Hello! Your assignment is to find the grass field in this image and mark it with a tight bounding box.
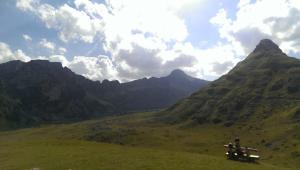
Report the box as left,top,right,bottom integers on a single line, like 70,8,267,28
0,139,287,170
0,112,299,170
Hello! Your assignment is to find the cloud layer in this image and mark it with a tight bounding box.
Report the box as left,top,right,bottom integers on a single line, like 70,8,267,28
211,0,300,55
16,0,230,81
0,42,30,63
7,0,300,82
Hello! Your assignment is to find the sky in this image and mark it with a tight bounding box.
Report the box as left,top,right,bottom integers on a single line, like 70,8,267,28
0,0,300,82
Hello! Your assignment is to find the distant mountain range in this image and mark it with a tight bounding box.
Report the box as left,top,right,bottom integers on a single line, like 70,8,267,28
109,69,209,112
0,60,209,129
163,39,300,125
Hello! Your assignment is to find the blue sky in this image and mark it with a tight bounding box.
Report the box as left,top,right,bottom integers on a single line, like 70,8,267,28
0,0,103,58
0,0,299,82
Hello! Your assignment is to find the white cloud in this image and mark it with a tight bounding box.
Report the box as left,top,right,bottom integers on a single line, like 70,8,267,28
39,38,55,51
16,0,209,80
68,55,118,80
22,34,32,42
0,42,31,63
15,0,254,81
211,0,300,55
46,54,117,81
172,42,240,78
48,55,69,67
58,47,67,54
17,0,191,44
16,0,38,12
212,61,234,75
39,39,67,54
35,54,117,81
17,1,103,43
0,41,115,81
237,0,251,8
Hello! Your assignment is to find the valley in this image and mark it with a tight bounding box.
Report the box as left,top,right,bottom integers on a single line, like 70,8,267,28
0,39,299,170
2,0,300,169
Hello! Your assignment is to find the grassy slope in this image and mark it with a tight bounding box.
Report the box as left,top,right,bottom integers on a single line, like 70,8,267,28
162,52,300,125
0,112,299,170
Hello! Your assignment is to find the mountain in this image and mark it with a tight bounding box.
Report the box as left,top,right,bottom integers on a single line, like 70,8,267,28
0,60,115,128
0,60,208,129
110,69,209,112
163,39,300,125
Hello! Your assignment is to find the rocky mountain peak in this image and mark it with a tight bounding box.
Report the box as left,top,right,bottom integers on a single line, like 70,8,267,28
253,39,283,53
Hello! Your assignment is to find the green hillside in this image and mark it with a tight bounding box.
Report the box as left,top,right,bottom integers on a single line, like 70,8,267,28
162,39,300,125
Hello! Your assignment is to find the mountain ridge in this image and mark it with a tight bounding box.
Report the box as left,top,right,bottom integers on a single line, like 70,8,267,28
162,39,300,125
0,60,209,129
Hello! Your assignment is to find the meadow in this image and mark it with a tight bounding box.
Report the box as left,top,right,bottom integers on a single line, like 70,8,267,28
0,112,299,170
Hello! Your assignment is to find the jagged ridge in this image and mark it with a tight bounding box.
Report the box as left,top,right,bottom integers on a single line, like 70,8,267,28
0,60,209,129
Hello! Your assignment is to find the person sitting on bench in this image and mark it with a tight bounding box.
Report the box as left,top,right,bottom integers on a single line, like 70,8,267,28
234,137,243,156
227,142,234,157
